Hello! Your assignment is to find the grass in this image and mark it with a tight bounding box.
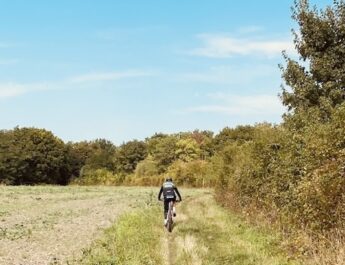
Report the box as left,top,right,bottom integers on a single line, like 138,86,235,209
74,189,300,265
73,207,164,265
168,192,300,265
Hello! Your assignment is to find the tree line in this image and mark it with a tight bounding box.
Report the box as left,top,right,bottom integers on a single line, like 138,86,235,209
0,126,225,186
0,123,262,187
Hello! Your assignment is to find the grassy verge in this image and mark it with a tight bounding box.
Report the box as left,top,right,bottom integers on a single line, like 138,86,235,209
72,205,164,265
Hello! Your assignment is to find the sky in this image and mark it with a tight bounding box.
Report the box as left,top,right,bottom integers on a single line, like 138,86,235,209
0,0,330,144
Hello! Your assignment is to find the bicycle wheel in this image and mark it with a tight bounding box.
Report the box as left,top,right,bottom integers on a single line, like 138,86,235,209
167,201,173,232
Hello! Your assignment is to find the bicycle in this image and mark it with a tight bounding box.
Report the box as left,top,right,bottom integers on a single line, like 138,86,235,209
164,199,181,232
166,200,174,232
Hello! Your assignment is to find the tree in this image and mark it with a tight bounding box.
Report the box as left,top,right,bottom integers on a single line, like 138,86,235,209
135,155,159,178
0,127,70,185
115,140,148,173
190,130,214,159
86,139,117,170
67,139,117,178
146,133,167,155
65,141,95,178
147,135,178,173
281,0,345,117
175,138,201,162
213,125,255,152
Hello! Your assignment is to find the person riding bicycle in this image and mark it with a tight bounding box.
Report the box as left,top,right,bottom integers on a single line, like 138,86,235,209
158,177,182,226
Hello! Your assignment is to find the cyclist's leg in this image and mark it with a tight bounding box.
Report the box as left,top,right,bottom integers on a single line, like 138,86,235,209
172,198,177,217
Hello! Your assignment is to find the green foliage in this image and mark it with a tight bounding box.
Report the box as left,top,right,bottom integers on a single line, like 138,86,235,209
212,125,255,152
214,107,345,232
115,140,148,173
147,134,178,173
0,127,71,185
281,0,345,116
85,139,117,170
135,155,159,178
71,167,124,186
190,130,215,159
175,138,201,162
128,156,162,186
0,127,214,186
66,139,117,178
166,159,211,187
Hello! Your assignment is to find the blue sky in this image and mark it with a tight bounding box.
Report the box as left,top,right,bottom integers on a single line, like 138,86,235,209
0,0,330,144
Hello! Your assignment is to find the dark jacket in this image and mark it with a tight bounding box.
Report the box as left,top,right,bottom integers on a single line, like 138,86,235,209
158,181,182,201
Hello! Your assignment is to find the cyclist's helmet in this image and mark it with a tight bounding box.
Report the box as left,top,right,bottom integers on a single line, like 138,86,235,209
165,177,173,182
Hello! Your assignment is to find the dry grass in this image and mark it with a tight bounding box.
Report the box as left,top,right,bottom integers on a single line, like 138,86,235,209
306,231,345,265
0,186,156,265
216,195,345,265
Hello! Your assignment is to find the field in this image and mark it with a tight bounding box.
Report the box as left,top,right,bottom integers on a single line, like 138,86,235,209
0,186,156,264
0,186,298,265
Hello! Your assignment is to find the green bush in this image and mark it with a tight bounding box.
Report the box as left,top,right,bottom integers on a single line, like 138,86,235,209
167,159,211,187
135,156,159,178
123,173,163,186
213,108,345,233
72,167,124,185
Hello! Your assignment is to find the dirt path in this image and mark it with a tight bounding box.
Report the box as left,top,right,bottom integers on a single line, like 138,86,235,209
161,191,298,265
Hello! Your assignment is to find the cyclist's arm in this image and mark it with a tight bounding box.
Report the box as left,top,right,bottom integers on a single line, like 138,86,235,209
174,187,182,201
158,186,163,200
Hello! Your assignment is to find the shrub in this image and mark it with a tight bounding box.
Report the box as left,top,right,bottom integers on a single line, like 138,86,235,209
167,159,211,187
72,167,124,185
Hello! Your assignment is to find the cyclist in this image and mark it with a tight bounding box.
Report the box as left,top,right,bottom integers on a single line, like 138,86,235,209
158,177,182,226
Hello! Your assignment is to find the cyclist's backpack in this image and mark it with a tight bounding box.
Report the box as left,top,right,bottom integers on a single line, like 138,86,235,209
162,181,175,199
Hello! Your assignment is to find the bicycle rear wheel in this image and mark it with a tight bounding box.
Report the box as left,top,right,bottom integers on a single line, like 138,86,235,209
167,201,173,232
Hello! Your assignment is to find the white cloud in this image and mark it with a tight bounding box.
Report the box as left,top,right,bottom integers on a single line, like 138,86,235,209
0,69,154,99
70,70,153,83
0,82,49,99
190,34,295,58
186,94,284,116
179,64,277,85
0,83,26,98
